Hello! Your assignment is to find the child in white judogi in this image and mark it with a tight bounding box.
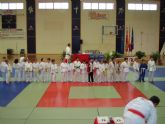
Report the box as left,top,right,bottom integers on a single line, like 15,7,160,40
39,58,46,82
104,61,109,82
80,61,87,82
5,60,12,83
45,58,51,82
67,60,74,82
13,59,21,82
121,58,130,82
148,57,156,83
25,60,33,82
0,58,6,82
60,59,68,82
1,60,12,83
32,60,40,82
93,59,98,82
108,59,115,82
73,58,81,82
93,60,100,82
132,59,139,81
19,57,26,81
98,60,105,82
115,61,122,82
50,59,58,82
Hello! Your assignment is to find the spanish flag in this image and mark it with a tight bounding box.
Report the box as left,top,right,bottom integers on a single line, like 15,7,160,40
125,27,130,52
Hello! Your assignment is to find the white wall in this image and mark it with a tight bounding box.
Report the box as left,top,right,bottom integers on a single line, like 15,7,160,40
125,0,160,55
0,0,27,54
0,0,160,55
81,0,116,53
35,1,71,54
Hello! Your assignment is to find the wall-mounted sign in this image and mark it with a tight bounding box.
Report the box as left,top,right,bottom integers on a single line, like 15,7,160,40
88,12,107,20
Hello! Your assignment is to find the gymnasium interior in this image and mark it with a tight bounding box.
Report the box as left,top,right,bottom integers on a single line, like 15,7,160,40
0,0,165,124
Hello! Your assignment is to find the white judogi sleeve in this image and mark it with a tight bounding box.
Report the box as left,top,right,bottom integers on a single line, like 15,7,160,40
148,60,156,72
50,63,58,82
32,62,40,82
133,62,139,71
73,61,81,81
51,64,57,74
146,108,157,124
121,61,129,72
60,63,66,73
13,63,21,81
39,62,46,82
124,97,157,124
60,62,68,82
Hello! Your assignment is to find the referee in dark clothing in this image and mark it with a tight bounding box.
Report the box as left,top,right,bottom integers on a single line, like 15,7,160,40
88,59,94,82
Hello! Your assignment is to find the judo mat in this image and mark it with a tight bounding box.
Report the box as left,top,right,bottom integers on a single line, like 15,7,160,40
0,67,165,124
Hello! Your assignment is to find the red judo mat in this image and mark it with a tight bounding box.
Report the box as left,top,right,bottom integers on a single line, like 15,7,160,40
37,82,146,107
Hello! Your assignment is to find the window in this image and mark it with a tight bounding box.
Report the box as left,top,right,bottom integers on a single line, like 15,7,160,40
83,2,114,10
45,3,53,9
106,3,114,10
91,3,98,9
9,3,17,9
143,4,149,10
135,4,142,10
99,3,106,10
150,4,157,10
39,3,45,9
1,3,8,10
128,4,135,10
16,3,23,9
54,3,61,9
143,4,157,10
38,2,69,9
0,3,24,10
128,3,157,11
83,2,91,9
61,3,68,9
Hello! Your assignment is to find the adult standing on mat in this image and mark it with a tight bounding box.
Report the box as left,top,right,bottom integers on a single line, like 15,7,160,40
65,43,71,62
88,59,94,82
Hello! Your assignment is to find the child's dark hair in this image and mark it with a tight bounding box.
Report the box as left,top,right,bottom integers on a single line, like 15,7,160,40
52,59,55,63
149,96,160,105
14,59,19,64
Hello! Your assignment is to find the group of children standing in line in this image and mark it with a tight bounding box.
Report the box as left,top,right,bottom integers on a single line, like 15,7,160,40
0,56,156,83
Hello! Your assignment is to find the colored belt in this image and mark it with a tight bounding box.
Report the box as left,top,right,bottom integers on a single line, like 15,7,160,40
128,109,145,119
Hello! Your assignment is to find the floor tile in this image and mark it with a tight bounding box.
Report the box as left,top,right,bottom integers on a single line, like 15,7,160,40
29,108,98,119
0,108,33,119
